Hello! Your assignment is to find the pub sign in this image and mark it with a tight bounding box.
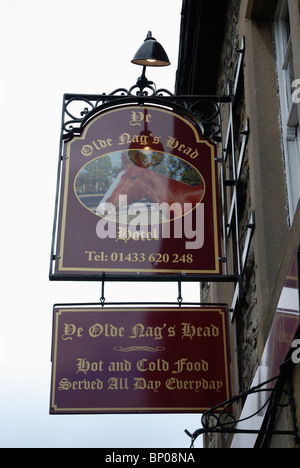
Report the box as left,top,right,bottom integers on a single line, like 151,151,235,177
50,306,231,414
51,103,222,278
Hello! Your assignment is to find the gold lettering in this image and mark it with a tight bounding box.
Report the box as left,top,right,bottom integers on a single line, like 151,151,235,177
172,358,208,374
190,149,199,159
165,378,223,393
62,324,83,341
85,250,96,261
118,133,149,146
58,378,72,391
92,139,113,150
165,136,178,150
136,358,169,372
88,323,125,338
108,360,131,372
76,358,104,374
133,378,161,392
107,377,129,390
164,136,199,159
129,323,165,340
181,323,219,339
81,145,93,157
116,228,159,243
58,378,103,391
130,111,152,126
118,132,131,145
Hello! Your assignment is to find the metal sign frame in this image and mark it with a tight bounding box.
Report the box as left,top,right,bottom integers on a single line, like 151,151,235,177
49,92,238,282
50,100,222,279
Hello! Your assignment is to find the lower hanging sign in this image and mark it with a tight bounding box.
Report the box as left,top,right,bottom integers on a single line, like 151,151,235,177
50,306,231,414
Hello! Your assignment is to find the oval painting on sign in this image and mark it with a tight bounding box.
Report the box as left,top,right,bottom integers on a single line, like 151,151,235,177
75,150,205,223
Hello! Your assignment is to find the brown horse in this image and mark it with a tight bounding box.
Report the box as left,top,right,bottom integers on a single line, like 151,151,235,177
98,153,205,220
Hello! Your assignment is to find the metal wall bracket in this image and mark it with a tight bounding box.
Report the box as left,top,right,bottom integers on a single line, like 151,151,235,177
217,37,253,316
185,358,299,448
230,211,255,321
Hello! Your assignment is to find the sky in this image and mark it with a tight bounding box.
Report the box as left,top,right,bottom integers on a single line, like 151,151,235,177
0,0,204,448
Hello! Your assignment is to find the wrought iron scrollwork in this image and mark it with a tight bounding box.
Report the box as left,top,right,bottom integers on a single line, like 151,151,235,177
61,74,229,142
188,99,222,142
64,96,96,134
63,90,131,135
185,359,299,448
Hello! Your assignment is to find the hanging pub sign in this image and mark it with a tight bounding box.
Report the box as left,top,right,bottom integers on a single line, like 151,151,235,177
50,103,221,279
50,306,231,414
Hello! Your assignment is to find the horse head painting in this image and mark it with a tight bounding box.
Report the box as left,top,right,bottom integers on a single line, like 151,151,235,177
97,152,205,221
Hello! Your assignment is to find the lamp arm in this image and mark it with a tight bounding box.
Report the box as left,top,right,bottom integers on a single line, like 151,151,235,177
135,66,155,93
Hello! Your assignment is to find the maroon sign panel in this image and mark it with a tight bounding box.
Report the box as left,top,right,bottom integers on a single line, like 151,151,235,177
50,307,231,414
52,104,221,278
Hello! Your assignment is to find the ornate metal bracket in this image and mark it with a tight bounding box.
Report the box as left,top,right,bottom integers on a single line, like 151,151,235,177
185,359,299,448
61,74,231,144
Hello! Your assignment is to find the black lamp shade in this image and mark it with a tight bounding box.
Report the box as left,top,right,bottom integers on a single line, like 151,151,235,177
131,32,171,67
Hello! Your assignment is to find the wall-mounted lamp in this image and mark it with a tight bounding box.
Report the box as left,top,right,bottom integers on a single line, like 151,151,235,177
131,31,170,92
132,31,171,67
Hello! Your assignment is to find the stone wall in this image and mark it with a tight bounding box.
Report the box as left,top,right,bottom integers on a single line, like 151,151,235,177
216,0,259,390
203,0,300,448
217,0,241,95
205,0,258,448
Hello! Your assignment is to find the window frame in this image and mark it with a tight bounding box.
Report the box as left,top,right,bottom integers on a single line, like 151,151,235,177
274,0,300,222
